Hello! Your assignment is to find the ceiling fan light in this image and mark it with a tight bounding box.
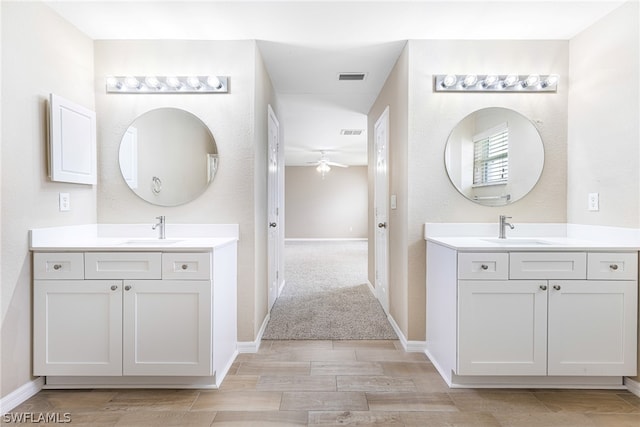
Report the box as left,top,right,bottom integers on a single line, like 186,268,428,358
316,162,331,174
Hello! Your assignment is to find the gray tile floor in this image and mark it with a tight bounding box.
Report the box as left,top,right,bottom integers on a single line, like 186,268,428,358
8,340,640,426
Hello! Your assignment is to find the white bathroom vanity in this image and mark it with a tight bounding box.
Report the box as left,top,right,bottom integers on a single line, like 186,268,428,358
30,223,238,389
425,223,639,389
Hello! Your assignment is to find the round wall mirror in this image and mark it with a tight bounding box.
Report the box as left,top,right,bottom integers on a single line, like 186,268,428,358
118,108,218,206
444,107,544,206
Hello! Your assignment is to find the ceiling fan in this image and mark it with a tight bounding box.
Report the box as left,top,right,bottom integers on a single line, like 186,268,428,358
307,151,349,178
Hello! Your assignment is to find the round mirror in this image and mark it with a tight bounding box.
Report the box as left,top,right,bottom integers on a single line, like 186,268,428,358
444,107,544,206
118,108,218,206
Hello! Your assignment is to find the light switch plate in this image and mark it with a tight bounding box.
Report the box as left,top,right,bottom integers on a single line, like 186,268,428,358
390,195,397,210
59,193,70,211
588,193,599,211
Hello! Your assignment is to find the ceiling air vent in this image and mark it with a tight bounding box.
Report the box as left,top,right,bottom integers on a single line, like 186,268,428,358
340,129,364,136
338,73,366,81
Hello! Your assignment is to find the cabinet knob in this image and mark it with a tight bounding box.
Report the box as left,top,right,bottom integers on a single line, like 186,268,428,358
610,264,619,271
181,264,188,270
480,264,489,270
53,264,62,270
110,285,118,291
553,284,561,291
125,285,132,291
540,285,547,291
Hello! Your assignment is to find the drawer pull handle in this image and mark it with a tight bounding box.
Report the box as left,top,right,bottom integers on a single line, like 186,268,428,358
610,264,619,271
480,264,489,270
540,285,547,291
111,285,118,291
181,264,188,270
553,285,561,291
53,264,62,270
125,285,132,291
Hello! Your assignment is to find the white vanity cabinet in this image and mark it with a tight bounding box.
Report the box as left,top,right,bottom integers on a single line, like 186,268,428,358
426,242,638,388
33,246,237,387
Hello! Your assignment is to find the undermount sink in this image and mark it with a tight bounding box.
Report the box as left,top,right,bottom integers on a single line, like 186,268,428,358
119,239,183,245
482,238,552,246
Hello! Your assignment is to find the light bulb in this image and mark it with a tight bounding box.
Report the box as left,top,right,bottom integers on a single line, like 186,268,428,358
124,76,141,89
207,76,222,89
482,75,499,88
187,76,201,89
541,74,559,88
316,163,331,174
462,74,478,88
145,76,161,89
522,74,540,88
441,74,457,88
165,76,182,89
106,77,122,90
501,74,519,88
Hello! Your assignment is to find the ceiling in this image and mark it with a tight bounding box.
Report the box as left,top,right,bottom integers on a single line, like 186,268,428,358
43,0,626,166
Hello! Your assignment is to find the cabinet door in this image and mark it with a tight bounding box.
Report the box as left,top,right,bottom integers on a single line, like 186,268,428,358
34,280,122,376
458,280,548,375
548,280,637,376
122,280,212,376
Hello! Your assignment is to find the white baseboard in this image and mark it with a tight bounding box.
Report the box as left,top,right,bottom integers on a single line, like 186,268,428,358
285,238,368,242
237,313,270,353
0,377,44,415
386,315,426,353
625,377,640,397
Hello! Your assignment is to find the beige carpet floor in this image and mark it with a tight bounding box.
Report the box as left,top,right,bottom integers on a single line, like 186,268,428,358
263,241,397,340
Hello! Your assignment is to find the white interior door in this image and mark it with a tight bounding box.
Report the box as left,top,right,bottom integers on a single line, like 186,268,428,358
267,105,284,311
374,106,390,314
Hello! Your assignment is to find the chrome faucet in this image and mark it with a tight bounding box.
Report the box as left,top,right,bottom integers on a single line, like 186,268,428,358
152,216,166,239
499,215,514,239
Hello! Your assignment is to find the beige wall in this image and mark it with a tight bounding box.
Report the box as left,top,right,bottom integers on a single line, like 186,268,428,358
94,40,275,343
370,40,569,341
286,166,368,239
567,0,639,381
1,2,97,398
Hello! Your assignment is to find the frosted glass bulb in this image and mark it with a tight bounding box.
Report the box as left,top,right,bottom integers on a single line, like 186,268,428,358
462,74,478,88
542,74,559,88
442,74,457,88
522,74,540,88
106,77,122,89
124,76,141,89
187,76,201,89
502,74,518,88
207,76,222,89
145,76,161,89
165,76,181,88
482,75,499,88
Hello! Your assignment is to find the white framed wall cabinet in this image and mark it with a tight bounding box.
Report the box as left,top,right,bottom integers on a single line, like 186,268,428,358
48,93,97,185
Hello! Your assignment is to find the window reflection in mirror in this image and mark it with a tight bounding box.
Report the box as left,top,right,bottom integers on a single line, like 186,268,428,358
445,108,544,206
118,108,218,206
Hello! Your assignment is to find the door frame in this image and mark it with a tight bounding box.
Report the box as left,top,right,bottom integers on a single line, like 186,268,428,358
267,105,285,311
374,106,390,314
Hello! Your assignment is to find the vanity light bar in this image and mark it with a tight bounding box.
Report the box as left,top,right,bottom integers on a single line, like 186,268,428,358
434,74,558,92
105,76,229,93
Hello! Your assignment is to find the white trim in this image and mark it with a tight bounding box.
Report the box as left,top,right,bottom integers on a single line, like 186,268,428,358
386,314,425,352
387,314,407,349
366,280,376,296
237,314,270,353
625,377,640,397
0,377,44,415
285,238,368,242
405,340,427,353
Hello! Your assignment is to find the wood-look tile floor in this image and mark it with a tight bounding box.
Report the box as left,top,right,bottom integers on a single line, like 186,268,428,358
9,340,640,426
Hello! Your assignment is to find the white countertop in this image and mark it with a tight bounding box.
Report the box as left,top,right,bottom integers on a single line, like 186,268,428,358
30,224,239,251
424,223,640,251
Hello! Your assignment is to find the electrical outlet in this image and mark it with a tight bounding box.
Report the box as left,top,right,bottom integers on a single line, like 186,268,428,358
588,193,599,211
59,193,70,211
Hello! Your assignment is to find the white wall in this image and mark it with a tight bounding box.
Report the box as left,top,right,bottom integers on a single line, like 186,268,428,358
568,0,639,228
94,40,275,342
285,166,368,239
370,40,569,341
1,1,96,398
567,0,639,381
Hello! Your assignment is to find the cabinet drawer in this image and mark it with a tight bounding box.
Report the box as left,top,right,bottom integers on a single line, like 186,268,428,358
510,252,586,279
34,252,84,280
85,252,161,279
458,253,509,280
162,253,211,280
587,252,638,280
